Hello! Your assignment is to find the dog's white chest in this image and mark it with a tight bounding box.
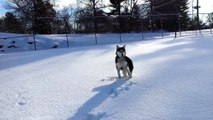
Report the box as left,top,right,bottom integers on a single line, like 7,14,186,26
116,61,128,69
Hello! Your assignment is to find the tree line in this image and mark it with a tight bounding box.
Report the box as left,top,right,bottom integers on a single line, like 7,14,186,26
0,0,212,34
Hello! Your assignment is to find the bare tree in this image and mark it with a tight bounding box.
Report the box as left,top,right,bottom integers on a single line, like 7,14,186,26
207,12,213,28
58,5,76,33
75,0,104,33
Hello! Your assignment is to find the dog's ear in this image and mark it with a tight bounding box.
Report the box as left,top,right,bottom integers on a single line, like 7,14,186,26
116,45,119,50
123,45,126,48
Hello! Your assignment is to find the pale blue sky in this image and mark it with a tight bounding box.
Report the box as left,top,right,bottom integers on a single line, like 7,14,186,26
0,0,213,17
0,0,8,17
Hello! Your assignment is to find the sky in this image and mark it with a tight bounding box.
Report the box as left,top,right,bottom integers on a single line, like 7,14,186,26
0,0,213,17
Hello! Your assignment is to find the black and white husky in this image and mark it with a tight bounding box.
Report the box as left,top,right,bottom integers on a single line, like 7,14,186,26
115,45,134,79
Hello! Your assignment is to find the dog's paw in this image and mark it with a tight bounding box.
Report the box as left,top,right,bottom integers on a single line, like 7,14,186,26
117,76,121,79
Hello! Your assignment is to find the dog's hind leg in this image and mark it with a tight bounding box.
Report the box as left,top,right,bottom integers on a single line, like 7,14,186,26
127,68,132,78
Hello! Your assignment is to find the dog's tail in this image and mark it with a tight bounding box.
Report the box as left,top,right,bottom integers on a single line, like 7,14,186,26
126,57,134,73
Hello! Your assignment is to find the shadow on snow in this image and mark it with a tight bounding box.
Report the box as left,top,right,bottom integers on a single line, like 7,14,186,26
68,77,129,120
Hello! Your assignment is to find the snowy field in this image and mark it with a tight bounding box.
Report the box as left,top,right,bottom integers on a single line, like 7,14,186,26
0,33,213,120
0,32,176,53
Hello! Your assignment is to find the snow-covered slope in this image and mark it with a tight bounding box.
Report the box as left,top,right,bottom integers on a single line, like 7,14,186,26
0,34,213,120
0,32,176,53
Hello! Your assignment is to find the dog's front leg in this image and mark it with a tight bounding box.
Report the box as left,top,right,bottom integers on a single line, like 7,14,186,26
117,68,121,78
122,68,127,77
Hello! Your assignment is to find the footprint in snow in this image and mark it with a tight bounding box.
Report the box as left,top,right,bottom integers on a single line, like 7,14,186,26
110,81,135,98
100,77,117,82
16,92,29,106
17,97,27,106
87,112,106,120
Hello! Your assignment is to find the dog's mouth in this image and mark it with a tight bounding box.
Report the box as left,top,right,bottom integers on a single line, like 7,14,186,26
117,51,126,57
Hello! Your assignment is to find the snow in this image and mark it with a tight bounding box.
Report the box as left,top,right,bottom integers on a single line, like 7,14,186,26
0,32,176,53
0,32,213,120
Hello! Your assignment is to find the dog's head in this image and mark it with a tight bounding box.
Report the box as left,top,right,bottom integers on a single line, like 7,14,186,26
116,45,126,57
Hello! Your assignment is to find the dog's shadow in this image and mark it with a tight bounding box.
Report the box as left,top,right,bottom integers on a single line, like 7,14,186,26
68,77,131,120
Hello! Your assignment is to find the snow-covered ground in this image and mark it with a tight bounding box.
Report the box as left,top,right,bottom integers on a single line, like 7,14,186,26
0,32,176,53
0,33,213,120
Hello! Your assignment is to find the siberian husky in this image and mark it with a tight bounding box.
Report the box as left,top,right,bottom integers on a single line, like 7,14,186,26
115,45,134,79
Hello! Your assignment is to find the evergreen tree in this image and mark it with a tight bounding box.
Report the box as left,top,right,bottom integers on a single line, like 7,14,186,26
33,0,56,34
146,0,189,31
8,0,56,34
4,12,22,33
0,18,3,32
